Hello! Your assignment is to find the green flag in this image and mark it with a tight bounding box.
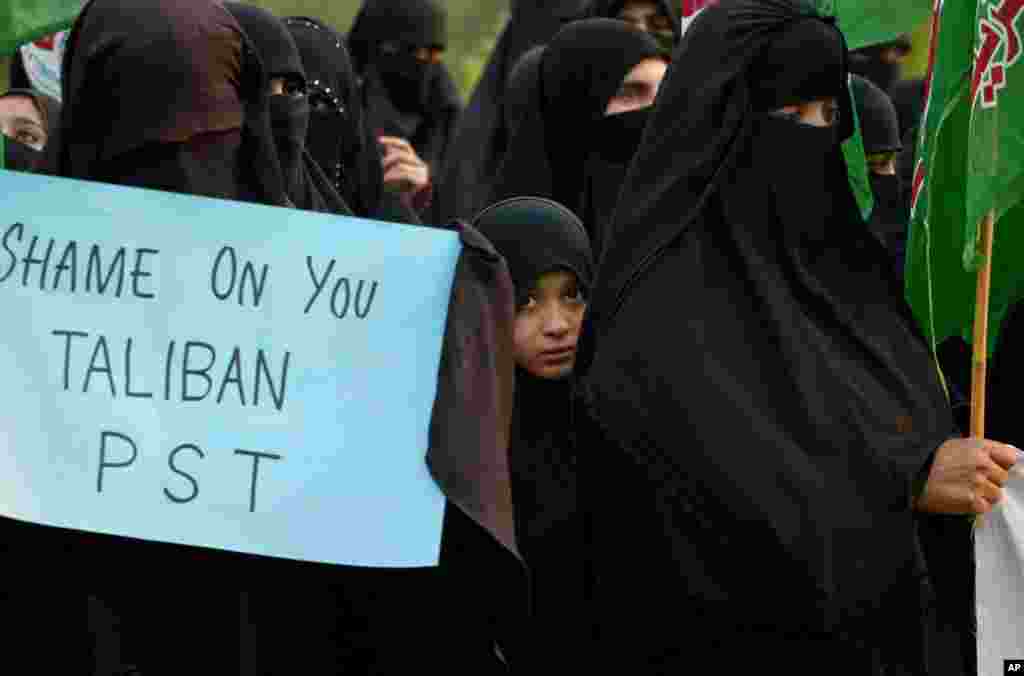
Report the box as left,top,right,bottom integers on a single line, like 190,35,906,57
906,0,1024,356
0,0,80,56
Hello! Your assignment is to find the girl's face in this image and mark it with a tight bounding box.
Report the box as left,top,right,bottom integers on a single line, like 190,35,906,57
513,269,586,379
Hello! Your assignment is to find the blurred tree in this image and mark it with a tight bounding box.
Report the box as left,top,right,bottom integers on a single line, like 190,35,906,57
256,0,508,97
0,1,509,98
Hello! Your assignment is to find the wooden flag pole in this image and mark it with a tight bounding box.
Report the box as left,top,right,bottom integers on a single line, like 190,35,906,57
970,209,997,439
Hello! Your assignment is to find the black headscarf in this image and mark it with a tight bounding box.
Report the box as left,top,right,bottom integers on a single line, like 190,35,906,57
0,88,60,172
431,0,588,224
472,196,592,670
225,3,351,215
853,74,906,273
849,34,911,94
284,16,419,225
577,0,952,670
349,0,446,112
491,19,663,219
348,0,462,182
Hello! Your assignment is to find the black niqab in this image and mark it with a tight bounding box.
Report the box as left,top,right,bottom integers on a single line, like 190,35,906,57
581,105,652,258
472,197,592,670
225,3,351,214
2,136,43,172
491,19,663,217
577,0,952,669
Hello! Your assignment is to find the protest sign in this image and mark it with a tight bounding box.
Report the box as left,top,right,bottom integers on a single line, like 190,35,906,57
0,169,460,568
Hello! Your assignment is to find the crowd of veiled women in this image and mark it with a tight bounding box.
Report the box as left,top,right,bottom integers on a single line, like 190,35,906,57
1,0,1022,674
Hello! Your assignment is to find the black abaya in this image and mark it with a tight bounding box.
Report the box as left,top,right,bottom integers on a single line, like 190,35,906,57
577,2,953,671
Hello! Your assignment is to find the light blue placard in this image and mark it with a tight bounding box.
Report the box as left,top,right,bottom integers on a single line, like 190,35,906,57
0,170,460,568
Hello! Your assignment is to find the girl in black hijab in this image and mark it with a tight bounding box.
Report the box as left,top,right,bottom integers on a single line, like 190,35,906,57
576,0,1016,671
472,196,593,672
348,0,462,213
224,3,351,215
283,15,419,225
490,19,666,233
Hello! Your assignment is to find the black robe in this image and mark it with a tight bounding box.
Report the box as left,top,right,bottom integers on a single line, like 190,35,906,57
471,196,594,672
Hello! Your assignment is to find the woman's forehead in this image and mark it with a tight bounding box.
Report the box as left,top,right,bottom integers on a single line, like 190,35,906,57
0,96,43,124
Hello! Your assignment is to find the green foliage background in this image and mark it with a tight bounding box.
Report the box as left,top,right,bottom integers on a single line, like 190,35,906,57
0,1,509,98
0,2,931,104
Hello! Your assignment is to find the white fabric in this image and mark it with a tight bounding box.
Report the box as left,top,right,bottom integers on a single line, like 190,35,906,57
17,32,67,102
975,451,1024,672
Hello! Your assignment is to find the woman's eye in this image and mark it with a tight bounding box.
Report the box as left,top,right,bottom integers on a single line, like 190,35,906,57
517,296,537,312
564,288,586,304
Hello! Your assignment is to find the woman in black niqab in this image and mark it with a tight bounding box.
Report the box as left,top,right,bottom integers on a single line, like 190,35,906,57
472,196,592,671
283,16,418,224
46,0,319,672
490,19,664,226
224,3,351,215
348,0,461,177
852,74,905,269
577,0,957,670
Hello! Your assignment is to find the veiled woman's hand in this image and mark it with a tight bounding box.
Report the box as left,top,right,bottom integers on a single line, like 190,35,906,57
379,136,430,197
915,438,1019,514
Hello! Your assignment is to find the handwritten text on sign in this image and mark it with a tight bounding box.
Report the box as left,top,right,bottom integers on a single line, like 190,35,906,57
0,170,460,567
